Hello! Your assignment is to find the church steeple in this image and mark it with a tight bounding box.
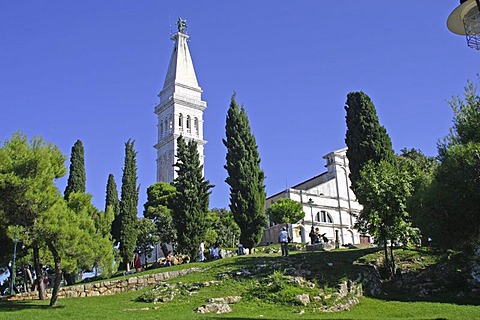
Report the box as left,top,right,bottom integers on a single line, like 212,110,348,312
154,18,207,183
163,31,200,91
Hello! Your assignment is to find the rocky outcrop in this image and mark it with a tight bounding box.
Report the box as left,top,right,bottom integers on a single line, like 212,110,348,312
195,303,232,314
195,296,241,314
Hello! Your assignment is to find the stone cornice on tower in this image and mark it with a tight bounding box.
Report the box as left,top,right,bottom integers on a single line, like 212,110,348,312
155,92,206,115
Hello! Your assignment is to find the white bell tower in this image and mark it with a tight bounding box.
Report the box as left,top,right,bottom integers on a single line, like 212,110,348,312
154,19,207,183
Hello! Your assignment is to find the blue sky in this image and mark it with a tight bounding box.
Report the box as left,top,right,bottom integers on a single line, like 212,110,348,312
0,1,478,213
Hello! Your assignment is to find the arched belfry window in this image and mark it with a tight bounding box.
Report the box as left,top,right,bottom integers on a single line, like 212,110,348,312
159,121,163,138
179,113,183,128
194,117,199,135
186,115,191,133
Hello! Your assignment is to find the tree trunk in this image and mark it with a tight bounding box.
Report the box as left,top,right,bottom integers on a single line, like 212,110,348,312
46,241,63,307
383,240,389,270
389,241,396,275
32,246,46,300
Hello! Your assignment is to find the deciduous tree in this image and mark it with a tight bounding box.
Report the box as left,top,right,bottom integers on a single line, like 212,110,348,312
135,218,160,268
267,198,304,225
397,148,437,245
209,208,240,248
143,182,177,244
422,79,480,251
355,160,413,276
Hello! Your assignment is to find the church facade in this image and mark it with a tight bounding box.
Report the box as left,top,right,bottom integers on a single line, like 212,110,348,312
154,25,206,183
261,148,369,246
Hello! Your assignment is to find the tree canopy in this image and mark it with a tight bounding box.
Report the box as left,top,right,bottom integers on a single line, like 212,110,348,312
208,208,240,248
0,133,66,300
411,79,480,252
355,160,413,276
267,198,304,224
143,182,177,245
135,218,160,267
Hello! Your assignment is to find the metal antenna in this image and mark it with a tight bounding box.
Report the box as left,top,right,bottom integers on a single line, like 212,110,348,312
168,14,173,38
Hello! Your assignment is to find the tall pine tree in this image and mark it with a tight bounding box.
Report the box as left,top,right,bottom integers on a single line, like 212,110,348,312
344,91,395,192
223,94,266,251
105,174,121,244
64,139,86,199
119,139,139,270
173,136,213,260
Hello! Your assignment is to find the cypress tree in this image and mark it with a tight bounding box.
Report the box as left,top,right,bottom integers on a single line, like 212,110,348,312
64,139,86,199
173,136,213,260
344,91,395,192
118,139,139,270
63,139,87,285
223,94,266,251
105,174,120,244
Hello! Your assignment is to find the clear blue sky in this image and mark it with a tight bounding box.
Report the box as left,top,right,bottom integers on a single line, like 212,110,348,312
0,1,477,213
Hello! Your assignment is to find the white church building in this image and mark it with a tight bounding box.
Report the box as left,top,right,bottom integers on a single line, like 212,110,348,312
261,148,369,246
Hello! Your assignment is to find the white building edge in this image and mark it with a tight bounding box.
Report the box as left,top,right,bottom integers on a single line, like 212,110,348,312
261,147,370,246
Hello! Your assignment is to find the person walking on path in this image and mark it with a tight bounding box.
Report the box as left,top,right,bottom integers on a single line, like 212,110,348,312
166,250,173,267
133,252,142,272
279,227,289,257
198,240,205,262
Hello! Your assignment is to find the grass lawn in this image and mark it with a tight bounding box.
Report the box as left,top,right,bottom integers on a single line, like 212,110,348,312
1,248,479,319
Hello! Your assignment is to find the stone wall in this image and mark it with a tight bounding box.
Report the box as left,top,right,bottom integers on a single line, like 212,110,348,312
5,267,201,301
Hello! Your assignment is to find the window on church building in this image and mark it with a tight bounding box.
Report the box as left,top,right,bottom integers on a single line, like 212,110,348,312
322,211,333,223
159,121,163,138
194,117,199,135
169,114,173,132
179,113,183,129
316,211,333,223
164,119,168,135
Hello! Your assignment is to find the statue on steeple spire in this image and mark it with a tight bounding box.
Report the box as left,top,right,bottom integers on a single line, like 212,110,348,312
176,17,187,34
